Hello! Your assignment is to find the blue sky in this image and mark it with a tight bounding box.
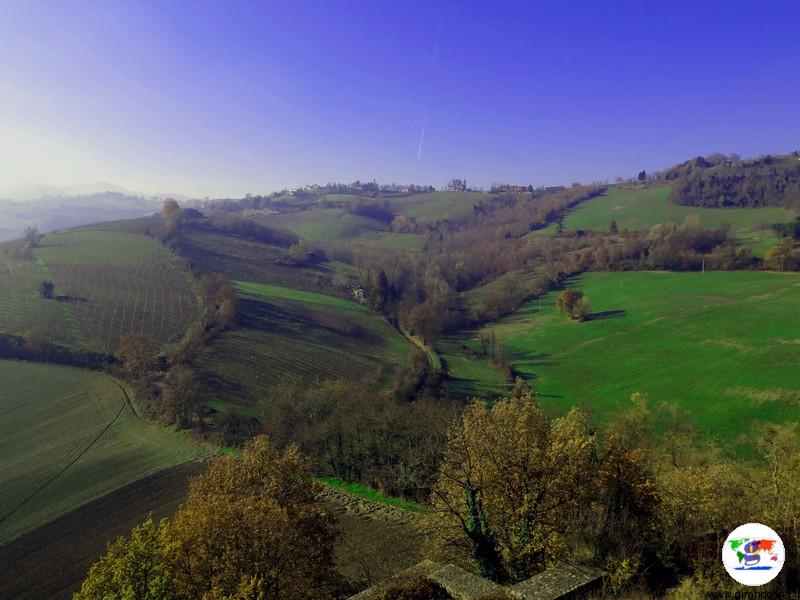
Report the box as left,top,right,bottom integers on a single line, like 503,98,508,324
1,0,798,197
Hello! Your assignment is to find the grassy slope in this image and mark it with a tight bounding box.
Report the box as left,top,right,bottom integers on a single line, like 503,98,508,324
0,229,196,352
564,186,795,256
387,191,487,223
0,360,203,542
444,271,800,442
437,335,508,398
195,281,412,415
258,208,422,250
179,228,359,291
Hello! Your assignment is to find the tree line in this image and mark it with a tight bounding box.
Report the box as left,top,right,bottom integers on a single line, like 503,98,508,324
663,152,800,208
74,388,800,598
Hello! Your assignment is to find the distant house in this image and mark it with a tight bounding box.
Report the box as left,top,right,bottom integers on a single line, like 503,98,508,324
445,178,467,192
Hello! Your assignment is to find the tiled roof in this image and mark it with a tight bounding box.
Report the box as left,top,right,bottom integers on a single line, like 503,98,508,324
511,562,605,600
348,560,605,600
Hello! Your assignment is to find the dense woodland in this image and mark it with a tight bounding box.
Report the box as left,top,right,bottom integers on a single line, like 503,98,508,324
662,152,800,208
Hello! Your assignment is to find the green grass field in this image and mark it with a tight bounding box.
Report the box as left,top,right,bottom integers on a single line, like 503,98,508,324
436,335,508,397
194,281,412,416
441,271,800,442
257,208,422,250
0,360,203,542
387,191,488,223
317,477,422,512
0,230,197,352
564,186,796,256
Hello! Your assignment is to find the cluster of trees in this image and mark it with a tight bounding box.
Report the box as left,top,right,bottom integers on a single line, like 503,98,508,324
0,332,113,370
262,379,457,501
353,201,761,349
115,209,241,430
664,152,800,208
430,390,800,596
77,390,800,598
346,198,394,223
75,436,345,600
345,187,607,343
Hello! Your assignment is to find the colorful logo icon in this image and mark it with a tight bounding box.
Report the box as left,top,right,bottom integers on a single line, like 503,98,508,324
722,523,784,586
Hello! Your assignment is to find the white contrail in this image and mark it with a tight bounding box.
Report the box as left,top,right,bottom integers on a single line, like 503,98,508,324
417,105,428,161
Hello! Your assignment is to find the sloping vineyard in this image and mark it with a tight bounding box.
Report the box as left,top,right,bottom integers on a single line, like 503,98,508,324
195,280,411,416
0,230,197,352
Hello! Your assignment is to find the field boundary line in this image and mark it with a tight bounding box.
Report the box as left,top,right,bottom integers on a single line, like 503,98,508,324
0,382,129,530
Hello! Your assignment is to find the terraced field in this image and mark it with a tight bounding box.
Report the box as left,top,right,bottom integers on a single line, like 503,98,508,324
0,230,197,352
179,228,359,291
564,186,796,255
441,271,800,442
194,281,412,415
0,360,204,543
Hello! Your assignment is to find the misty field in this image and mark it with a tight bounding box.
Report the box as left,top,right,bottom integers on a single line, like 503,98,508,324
564,186,795,255
443,271,800,441
0,360,203,543
0,230,197,352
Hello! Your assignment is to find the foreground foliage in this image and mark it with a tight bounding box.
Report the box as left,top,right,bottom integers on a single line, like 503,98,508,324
431,390,800,594
75,436,341,600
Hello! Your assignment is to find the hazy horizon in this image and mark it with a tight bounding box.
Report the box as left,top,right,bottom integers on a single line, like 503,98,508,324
2,1,799,198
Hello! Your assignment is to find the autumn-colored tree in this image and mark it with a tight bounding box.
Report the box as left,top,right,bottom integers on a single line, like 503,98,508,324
756,423,800,587
161,365,200,429
556,288,591,321
430,393,594,583
73,516,175,600
161,198,181,220
22,330,44,350
116,332,153,376
765,237,797,271
161,199,181,236
163,436,340,599
592,433,660,565
76,437,341,600
202,274,238,329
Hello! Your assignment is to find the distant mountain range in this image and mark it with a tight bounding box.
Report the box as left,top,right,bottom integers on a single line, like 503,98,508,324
0,182,202,242
0,191,160,242
0,182,193,203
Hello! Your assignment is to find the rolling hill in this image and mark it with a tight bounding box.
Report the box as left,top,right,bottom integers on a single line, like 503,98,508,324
194,280,413,419
439,270,800,443
563,185,795,255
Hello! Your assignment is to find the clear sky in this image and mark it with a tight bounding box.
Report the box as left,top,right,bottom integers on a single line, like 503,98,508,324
1,0,799,198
